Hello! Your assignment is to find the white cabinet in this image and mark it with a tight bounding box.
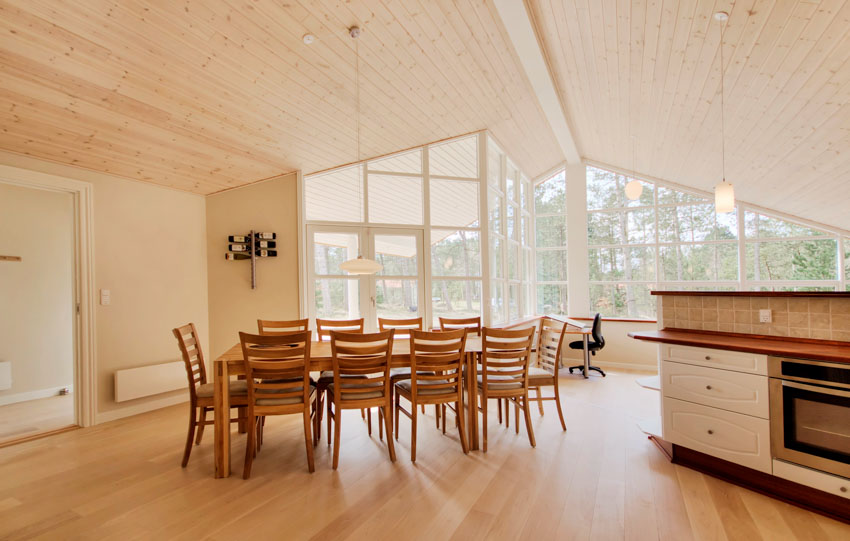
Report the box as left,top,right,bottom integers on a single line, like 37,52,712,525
662,361,769,419
661,344,767,375
663,397,772,473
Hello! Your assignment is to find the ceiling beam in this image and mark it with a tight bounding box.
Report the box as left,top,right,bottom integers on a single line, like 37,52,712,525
492,0,581,164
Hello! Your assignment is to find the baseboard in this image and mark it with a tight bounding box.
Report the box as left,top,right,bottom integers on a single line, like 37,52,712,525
96,392,187,424
581,360,657,372
0,385,74,407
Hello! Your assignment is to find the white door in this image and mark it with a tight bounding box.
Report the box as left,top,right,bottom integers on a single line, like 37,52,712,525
306,226,425,331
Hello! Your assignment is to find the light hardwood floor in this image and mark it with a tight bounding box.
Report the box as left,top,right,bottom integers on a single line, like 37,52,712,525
0,370,847,540
0,394,75,445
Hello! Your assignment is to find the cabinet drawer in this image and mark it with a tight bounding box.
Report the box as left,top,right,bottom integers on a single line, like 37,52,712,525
662,344,767,375
773,460,850,500
661,361,769,419
663,398,771,473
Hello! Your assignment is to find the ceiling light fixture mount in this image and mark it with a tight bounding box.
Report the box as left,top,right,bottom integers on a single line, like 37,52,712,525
713,10,735,214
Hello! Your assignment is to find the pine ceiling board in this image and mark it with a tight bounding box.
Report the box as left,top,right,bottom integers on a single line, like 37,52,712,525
531,0,850,230
0,0,561,193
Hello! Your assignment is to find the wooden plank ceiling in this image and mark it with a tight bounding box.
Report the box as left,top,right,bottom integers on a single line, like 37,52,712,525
0,0,562,194
529,0,850,230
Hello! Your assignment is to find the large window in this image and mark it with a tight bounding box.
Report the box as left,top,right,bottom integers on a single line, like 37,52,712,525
534,171,567,315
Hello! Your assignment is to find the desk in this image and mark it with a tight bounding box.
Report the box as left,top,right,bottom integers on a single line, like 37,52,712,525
561,318,594,379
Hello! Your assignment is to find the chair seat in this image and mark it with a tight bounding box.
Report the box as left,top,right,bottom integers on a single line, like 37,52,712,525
569,340,602,350
327,382,384,400
255,384,315,406
196,379,247,398
318,371,367,385
527,366,555,384
476,374,523,390
390,367,433,380
395,378,456,396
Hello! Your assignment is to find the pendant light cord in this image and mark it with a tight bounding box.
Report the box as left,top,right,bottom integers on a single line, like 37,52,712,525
719,16,726,183
355,32,361,163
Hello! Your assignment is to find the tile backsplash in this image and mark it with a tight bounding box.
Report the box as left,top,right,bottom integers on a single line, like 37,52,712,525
661,295,850,342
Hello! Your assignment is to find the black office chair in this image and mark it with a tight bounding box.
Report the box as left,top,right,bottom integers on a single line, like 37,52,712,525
568,313,606,377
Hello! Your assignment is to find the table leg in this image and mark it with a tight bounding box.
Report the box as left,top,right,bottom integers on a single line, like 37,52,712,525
582,335,590,379
214,361,231,478
467,351,479,451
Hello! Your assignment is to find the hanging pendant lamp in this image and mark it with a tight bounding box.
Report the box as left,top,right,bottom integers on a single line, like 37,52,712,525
339,26,383,276
624,135,642,200
714,11,735,214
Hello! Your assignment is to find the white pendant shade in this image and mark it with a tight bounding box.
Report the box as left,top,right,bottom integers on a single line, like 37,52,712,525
339,255,383,275
714,181,735,213
624,179,643,201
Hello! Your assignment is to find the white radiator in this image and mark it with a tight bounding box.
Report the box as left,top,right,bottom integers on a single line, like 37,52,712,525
114,360,186,402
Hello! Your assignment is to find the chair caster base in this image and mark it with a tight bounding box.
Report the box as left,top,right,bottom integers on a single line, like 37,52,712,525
568,365,606,377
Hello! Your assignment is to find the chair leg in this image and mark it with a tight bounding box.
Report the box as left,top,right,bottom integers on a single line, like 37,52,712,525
394,391,401,440
505,398,510,429
367,408,372,436
378,407,384,441
315,390,323,442
243,415,255,479
522,395,536,448
327,394,333,447
410,401,418,463
515,399,520,434
383,405,396,463
332,403,342,470
481,394,488,453
195,407,206,445
303,408,315,473
456,400,468,454
497,398,502,424
535,387,545,415
181,404,197,467
554,383,567,431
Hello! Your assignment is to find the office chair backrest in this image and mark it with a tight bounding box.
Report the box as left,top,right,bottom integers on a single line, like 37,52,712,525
591,313,605,349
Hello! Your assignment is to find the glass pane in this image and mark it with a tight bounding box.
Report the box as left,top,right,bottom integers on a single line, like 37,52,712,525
537,284,568,315
588,209,655,245
746,239,838,281
431,230,481,277
376,279,419,319
589,283,655,319
588,246,655,282
535,171,566,214
368,149,422,174
430,179,479,228
374,235,418,276
657,186,709,205
367,174,423,224
658,205,738,243
523,248,532,282
521,216,529,245
535,215,567,248
536,249,568,282
586,166,654,209
509,284,520,321
490,280,505,324
521,178,530,210
506,164,518,201
488,189,502,234
430,136,478,178
508,243,519,280
314,279,360,319
845,238,850,280
313,232,359,275
659,244,738,281
745,211,828,239
490,236,503,279
507,205,516,240
487,142,502,188
431,280,481,326
306,166,363,222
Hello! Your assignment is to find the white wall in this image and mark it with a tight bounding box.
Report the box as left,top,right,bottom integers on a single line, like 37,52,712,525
0,152,209,421
0,183,75,403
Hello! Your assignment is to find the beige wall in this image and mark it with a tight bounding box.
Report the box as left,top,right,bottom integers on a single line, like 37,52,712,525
206,173,300,359
558,319,658,371
0,152,209,419
0,183,75,401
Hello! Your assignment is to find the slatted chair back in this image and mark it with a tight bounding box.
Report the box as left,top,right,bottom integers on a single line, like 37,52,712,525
438,316,482,336
239,331,313,414
378,317,423,340
317,318,365,341
480,326,535,397
257,318,309,335
536,318,567,376
329,330,394,406
173,323,207,401
408,329,467,401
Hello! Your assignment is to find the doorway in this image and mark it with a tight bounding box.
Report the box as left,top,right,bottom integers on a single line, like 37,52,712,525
0,182,78,444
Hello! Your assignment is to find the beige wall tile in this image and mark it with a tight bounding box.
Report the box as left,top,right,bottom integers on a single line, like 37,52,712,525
830,314,850,331
830,298,850,315
787,298,809,312
688,296,703,309
719,322,735,332
702,297,718,309
751,297,769,310
811,313,830,329
769,326,788,337
717,297,733,310
662,296,674,310
769,298,789,312
752,323,770,335
702,309,718,322
789,327,810,338
689,308,702,321
735,324,752,334
831,330,850,342
809,298,829,313
811,329,832,340
734,310,750,323
788,312,809,327
772,311,789,327
703,322,719,331
674,296,689,307
675,308,689,321
733,297,751,310
719,309,734,324
688,321,704,330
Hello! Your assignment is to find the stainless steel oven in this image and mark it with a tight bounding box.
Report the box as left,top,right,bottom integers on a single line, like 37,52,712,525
769,356,850,479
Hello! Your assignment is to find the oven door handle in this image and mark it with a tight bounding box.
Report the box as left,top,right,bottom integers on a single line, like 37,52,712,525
780,378,850,398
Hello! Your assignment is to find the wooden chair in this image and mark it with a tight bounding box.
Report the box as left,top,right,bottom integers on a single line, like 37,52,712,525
380,317,432,420
239,331,316,478
527,318,568,431
326,329,397,469
439,316,482,336
172,323,248,467
315,318,366,441
394,329,469,462
257,318,309,335
477,326,536,452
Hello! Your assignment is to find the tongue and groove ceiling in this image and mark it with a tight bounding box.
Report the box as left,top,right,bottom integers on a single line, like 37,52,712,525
1,0,850,232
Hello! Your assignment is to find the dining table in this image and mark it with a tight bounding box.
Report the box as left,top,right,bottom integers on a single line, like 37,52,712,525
211,322,592,478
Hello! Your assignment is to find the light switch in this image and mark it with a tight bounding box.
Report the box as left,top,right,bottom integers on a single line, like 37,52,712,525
759,309,772,323
100,289,111,306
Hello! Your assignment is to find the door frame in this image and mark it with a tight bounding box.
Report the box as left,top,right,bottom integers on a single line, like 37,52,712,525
0,165,96,427
367,227,426,330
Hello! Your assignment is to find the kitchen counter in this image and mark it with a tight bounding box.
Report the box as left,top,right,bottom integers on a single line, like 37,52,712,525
629,328,850,364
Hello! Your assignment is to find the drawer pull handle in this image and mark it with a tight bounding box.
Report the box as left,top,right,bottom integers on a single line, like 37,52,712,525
705,356,711,360
841,487,848,493
707,429,714,435
705,385,713,390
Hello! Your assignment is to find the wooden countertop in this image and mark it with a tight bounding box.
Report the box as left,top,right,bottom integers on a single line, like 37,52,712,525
650,290,850,297
629,328,850,364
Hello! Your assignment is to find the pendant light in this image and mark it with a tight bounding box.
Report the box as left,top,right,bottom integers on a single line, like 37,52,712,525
624,135,642,200
714,11,735,214
339,26,383,276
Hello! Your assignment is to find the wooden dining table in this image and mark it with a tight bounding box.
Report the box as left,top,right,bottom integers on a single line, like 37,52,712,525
211,322,591,478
